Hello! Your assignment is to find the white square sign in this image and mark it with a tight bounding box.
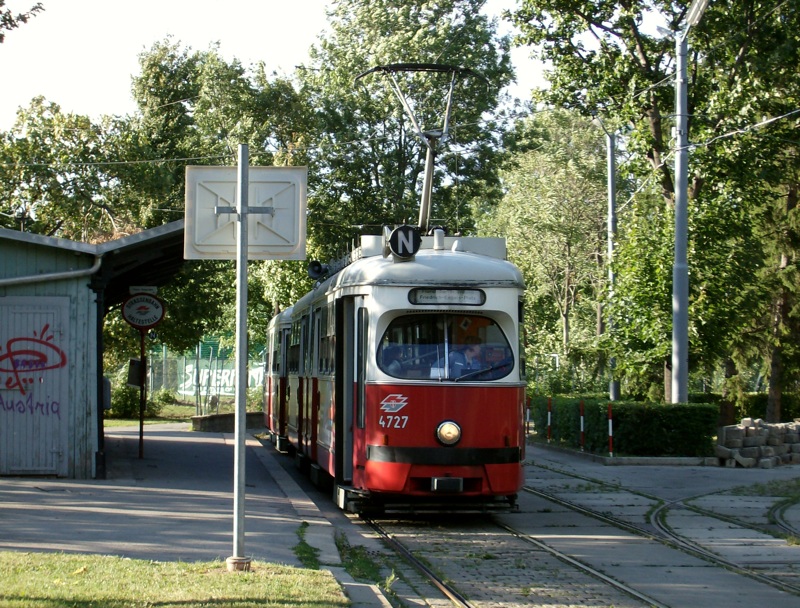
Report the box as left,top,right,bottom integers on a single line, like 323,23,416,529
184,166,307,260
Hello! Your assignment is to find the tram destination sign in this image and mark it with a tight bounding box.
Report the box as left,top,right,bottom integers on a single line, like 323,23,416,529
122,294,166,330
409,288,485,306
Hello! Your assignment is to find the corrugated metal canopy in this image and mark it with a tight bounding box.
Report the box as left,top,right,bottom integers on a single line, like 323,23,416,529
0,221,186,311
94,221,186,309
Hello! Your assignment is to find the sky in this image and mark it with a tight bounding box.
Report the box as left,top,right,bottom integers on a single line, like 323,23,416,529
0,0,541,131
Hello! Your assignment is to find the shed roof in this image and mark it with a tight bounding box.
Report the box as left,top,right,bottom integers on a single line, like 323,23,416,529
0,224,97,255
0,221,186,310
94,221,186,308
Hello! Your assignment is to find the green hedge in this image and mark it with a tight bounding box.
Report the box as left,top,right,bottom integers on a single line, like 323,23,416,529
738,393,800,422
529,397,718,457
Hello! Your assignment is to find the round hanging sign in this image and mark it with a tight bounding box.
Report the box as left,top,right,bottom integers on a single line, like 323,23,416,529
122,294,165,330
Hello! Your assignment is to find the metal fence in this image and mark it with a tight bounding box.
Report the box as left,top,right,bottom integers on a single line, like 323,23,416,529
145,342,266,414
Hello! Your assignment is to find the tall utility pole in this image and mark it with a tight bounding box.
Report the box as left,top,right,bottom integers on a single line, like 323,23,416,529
672,0,710,404
596,116,620,402
606,130,620,401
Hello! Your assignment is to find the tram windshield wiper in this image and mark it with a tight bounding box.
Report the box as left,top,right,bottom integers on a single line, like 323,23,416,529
453,359,512,382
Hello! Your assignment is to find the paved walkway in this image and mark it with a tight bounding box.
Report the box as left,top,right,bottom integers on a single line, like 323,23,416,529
0,423,390,607
5,424,799,607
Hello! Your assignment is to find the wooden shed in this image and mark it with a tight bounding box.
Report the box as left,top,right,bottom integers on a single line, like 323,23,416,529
0,222,185,478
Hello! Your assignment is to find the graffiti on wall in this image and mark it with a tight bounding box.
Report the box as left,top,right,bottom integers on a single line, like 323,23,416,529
0,324,67,396
177,362,265,397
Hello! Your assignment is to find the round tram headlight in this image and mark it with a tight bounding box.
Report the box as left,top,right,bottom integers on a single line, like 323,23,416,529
436,420,462,446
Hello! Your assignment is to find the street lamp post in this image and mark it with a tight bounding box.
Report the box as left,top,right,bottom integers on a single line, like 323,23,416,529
672,0,709,404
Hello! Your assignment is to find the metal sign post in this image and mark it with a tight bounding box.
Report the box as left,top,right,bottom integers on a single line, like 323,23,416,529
227,144,251,572
184,150,307,574
121,292,165,459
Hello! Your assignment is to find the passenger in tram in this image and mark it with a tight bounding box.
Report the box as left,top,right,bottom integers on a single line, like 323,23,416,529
381,345,404,376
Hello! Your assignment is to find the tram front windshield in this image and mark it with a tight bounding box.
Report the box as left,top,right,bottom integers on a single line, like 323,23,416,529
377,313,513,381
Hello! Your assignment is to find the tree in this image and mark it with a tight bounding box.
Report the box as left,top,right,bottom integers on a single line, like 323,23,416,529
298,0,514,259
116,40,315,349
0,39,315,365
510,1,800,411
485,110,607,378
0,1,42,44
0,99,124,240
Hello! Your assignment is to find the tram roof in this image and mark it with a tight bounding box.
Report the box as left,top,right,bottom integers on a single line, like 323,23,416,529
332,238,524,291
286,235,523,317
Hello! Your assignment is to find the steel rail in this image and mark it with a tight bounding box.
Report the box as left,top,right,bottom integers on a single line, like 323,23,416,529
364,517,475,608
769,498,800,537
493,519,669,608
525,484,800,597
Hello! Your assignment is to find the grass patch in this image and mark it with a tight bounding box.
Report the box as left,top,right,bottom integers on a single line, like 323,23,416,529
334,532,383,583
293,522,321,569
104,403,196,427
333,533,403,602
0,551,347,608
730,478,800,498
103,401,265,428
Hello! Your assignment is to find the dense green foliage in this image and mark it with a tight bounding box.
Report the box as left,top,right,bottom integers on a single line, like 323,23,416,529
530,396,718,457
108,385,162,420
486,110,609,372
1,0,799,425
298,0,514,258
510,0,800,417
738,393,800,424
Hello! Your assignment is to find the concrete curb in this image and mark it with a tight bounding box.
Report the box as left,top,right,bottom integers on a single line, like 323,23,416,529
530,440,719,466
327,566,393,608
250,436,394,607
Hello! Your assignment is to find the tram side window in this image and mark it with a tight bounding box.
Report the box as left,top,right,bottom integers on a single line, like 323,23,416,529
317,304,334,375
377,313,514,381
302,315,312,374
288,322,301,374
271,346,280,373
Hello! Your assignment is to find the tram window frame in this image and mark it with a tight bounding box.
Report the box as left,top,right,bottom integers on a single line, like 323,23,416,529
301,314,311,375
313,311,322,376
377,313,514,381
271,344,280,373
357,307,368,428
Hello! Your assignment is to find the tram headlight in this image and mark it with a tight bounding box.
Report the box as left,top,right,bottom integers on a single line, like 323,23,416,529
436,420,462,446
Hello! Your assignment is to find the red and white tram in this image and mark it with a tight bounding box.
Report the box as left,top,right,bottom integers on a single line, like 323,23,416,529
265,225,526,513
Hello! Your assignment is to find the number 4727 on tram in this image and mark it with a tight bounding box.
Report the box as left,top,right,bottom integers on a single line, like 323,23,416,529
264,225,526,514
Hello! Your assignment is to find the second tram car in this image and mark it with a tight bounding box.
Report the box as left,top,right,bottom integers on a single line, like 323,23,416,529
265,226,526,513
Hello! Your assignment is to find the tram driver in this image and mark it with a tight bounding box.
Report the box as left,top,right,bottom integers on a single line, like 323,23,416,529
450,336,483,377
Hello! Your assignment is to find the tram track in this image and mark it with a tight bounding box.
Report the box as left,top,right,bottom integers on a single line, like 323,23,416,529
522,474,800,598
362,513,660,608
364,516,475,608
769,498,800,537
355,481,800,607
344,461,800,607
492,519,668,608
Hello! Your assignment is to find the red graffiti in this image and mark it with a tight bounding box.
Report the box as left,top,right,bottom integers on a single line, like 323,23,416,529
0,324,67,395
